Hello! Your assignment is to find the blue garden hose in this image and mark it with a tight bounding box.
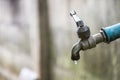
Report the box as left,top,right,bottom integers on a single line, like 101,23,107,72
102,23,120,43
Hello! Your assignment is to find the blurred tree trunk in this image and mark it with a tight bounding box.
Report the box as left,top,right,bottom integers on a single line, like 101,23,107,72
38,0,52,80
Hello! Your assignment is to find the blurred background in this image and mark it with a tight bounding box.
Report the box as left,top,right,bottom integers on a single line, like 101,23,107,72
0,0,120,80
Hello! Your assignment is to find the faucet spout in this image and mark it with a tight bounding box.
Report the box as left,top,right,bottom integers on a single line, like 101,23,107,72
71,41,81,61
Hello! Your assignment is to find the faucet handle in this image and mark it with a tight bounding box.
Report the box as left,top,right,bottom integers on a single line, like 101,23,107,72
70,10,91,40
70,10,84,27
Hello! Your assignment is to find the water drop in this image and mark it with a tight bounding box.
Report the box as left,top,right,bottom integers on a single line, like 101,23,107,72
74,60,77,64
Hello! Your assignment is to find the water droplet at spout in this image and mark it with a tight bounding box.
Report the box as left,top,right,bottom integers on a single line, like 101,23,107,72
74,60,77,64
